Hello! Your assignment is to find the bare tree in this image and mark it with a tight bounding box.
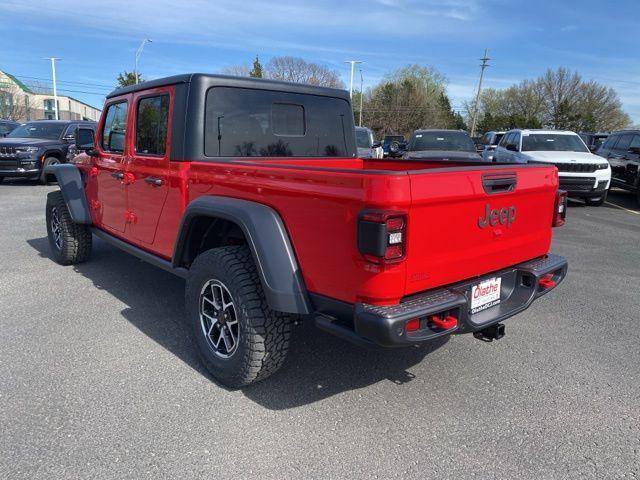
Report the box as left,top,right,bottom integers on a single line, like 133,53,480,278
264,56,344,88
223,56,344,88
0,83,28,121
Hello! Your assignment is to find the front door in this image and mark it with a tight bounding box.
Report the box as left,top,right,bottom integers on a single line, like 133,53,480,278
623,134,640,186
93,98,131,233
125,88,172,245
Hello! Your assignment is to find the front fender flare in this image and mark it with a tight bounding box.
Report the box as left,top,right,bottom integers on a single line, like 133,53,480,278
174,196,311,315
44,164,91,224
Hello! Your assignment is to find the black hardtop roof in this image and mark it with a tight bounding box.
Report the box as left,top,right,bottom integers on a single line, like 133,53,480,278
609,129,640,135
107,73,351,100
413,129,468,134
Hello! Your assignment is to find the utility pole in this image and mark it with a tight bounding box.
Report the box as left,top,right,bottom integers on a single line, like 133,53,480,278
345,60,362,100
44,57,61,120
359,69,364,127
134,38,152,85
470,48,490,138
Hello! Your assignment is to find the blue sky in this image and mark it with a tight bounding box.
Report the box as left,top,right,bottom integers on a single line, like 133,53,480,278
1,0,638,123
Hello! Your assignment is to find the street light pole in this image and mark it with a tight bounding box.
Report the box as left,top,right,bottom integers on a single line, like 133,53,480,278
44,57,61,120
359,69,364,127
134,38,152,85
470,48,490,138
344,60,362,100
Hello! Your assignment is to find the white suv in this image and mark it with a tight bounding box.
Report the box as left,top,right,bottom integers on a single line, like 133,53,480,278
493,129,611,206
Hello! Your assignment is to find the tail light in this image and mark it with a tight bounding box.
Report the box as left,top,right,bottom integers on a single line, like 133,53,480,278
553,190,568,227
357,210,407,264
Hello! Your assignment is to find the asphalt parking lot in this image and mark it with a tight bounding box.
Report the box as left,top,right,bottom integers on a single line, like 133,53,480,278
1,180,638,479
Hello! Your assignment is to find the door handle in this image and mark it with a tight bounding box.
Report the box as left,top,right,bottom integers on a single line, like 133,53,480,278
110,171,124,180
144,176,164,187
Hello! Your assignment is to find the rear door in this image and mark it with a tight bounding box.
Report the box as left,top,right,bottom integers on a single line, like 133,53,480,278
623,134,640,186
124,87,172,245
609,134,633,185
93,97,131,233
404,165,557,294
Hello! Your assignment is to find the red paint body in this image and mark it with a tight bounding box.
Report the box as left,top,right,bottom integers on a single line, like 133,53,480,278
77,90,559,307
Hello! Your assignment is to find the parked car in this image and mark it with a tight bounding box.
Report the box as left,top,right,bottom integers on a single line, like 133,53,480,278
44,73,567,387
355,126,383,159
382,134,406,158
493,129,611,206
478,131,506,161
404,129,483,161
0,120,96,184
0,119,19,138
579,132,609,153
596,130,640,204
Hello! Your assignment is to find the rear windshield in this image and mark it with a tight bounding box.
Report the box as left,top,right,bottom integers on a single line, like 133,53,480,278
408,131,476,152
355,129,372,148
521,133,589,152
204,87,355,157
7,122,65,140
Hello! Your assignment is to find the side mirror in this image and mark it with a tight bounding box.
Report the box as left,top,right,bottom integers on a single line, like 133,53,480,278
506,144,518,152
75,128,97,155
628,147,640,155
372,141,382,148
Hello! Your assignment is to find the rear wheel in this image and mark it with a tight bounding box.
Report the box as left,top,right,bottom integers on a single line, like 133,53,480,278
584,192,607,206
46,191,92,265
185,246,291,388
40,157,60,185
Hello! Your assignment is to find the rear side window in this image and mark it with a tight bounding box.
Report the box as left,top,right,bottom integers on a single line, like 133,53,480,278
205,87,354,157
136,95,169,156
601,135,618,150
614,134,633,151
102,101,128,153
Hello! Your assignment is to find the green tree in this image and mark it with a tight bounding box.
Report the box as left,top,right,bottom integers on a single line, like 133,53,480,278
249,56,263,78
116,71,140,87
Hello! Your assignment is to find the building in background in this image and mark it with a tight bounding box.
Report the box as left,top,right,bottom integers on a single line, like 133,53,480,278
0,70,101,122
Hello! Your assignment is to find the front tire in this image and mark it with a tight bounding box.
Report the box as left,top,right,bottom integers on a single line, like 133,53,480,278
185,246,291,388
46,191,92,265
40,157,60,185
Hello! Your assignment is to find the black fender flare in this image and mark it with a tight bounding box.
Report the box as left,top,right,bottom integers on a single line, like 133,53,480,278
173,196,311,315
44,164,92,224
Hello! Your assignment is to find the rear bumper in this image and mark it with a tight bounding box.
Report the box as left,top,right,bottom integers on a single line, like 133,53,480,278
314,253,567,347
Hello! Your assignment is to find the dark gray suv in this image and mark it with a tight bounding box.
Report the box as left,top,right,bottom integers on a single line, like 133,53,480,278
0,120,96,184
597,130,640,204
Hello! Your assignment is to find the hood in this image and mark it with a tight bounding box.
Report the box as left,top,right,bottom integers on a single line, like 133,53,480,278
520,150,604,164
404,150,484,161
0,137,58,147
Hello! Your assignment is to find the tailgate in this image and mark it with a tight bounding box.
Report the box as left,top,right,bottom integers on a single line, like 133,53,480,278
405,165,558,296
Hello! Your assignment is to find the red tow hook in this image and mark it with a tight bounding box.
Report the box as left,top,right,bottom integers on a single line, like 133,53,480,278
538,273,556,290
429,315,458,330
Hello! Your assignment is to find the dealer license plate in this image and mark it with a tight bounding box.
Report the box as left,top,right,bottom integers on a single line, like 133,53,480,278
470,277,502,314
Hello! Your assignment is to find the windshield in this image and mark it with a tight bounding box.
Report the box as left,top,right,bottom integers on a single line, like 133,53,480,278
408,131,476,152
521,134,589,152
355,129,372,148
7,123,66,140
493,133,505,145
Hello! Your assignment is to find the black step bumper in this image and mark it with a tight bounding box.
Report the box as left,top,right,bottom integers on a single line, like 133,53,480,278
314,254,567,347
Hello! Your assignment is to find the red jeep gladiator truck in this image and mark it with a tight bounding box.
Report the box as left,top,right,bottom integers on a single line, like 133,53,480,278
45,74,568,387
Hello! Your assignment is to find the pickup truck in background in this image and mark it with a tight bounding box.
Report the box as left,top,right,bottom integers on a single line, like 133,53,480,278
45,74,568,387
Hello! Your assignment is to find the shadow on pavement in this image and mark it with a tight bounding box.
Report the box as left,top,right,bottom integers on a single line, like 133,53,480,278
27,236,444,410
605,188,639,213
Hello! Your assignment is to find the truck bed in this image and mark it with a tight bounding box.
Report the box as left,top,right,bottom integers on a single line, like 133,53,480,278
188,157,559,306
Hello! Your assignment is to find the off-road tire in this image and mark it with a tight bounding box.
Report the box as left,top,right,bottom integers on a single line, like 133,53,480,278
46,191,92,265
40,157,60,185
185,246,291,388
585,192,607,206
